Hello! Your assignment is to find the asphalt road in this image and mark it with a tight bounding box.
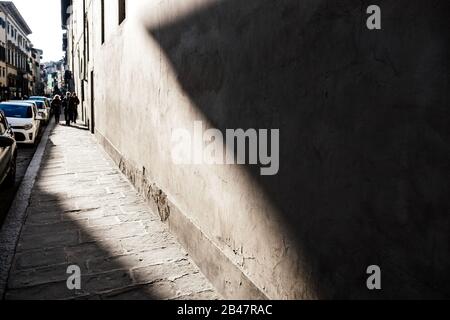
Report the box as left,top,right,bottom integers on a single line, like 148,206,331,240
0,124,46,228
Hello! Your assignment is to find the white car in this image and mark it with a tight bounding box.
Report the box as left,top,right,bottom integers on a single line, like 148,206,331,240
29,97,52,118
29,96,51,109
10,100,49,124
28,100,50,123
0,102,41,145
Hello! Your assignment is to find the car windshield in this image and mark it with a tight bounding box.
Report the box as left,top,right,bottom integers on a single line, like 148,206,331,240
30,101,45,109
0,104,32,119
29,97,46,101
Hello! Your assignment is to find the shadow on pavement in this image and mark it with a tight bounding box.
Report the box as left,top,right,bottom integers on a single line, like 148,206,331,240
4,127,218,300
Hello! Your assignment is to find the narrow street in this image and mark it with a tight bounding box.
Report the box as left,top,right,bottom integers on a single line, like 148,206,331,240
1,122,220,300
0,0,448,304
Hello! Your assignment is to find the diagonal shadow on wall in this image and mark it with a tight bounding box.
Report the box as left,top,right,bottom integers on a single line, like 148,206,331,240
145,0,450,299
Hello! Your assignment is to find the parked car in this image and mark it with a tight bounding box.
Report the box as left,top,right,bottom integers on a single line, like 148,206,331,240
0,110,17,187
29,96,51,109
9,100,49,124
27,100,50,124
0,102,42,145
29,96,47,101
29,96,52,116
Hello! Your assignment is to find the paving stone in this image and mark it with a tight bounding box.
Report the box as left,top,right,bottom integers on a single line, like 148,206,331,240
120,203,151,214
8,263,73,289
174,290,221,300
79,222,147,242
172,271,217,295
141,220,169,234
72,202,102,212
68,189,109,198
83,270,134,293
116,212,157,223
86,254,150,274
29,192,68,204
102,281,179,300
13,248,67,271
88,216,121,227
99,207,123,217
26,211,62,225
22,221,81,235
62,208,104,221
119,234,176,253
39,168,70,175
131,259,198,285
17,230,79,252
28,200,79,213
5,281,89,300
86,246,188,274
65,242,125,264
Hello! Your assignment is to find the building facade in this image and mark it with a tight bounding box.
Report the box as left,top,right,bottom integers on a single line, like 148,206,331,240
0,7,7,99
0,1,36,100
30,47,45,96
62,0,450,299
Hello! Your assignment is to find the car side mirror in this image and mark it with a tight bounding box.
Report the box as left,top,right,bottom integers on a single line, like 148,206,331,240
0,135,14,147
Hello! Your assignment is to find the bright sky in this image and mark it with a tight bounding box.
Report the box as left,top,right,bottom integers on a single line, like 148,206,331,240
12,0,64,62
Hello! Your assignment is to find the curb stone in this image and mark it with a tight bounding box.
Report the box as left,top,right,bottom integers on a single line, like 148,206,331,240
0,121,56,299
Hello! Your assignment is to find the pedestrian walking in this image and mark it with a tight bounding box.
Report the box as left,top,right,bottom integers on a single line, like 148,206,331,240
63,92,72,126
51,95,62,124
70,92,80,124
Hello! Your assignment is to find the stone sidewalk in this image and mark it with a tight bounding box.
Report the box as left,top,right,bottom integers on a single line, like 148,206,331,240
3,123,220,300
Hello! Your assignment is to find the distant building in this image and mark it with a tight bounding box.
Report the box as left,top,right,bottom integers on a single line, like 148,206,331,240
30,47,45,95
0,1,38,100
43,59,66,96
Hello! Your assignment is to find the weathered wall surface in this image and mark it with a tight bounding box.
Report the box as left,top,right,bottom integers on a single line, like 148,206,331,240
69,0,450,299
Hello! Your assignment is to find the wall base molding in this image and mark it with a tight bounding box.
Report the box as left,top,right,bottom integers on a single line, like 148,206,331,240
95,130,268,300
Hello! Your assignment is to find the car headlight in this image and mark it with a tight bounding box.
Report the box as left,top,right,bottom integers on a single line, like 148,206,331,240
23,124,33,130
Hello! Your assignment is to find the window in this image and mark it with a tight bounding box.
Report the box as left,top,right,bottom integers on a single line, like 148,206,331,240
0,104,33,119
101,0,105,44
0,46,5,62
118,0,126,25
